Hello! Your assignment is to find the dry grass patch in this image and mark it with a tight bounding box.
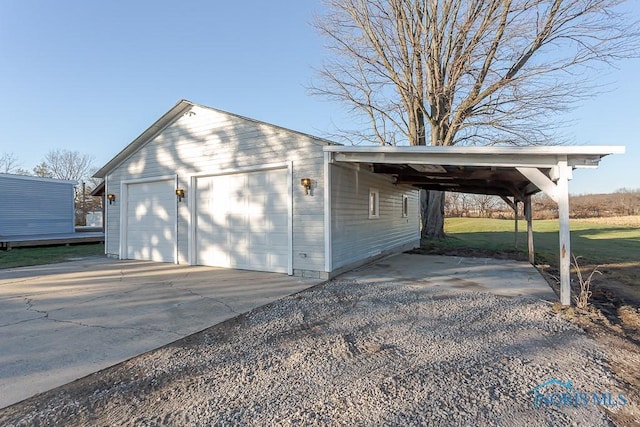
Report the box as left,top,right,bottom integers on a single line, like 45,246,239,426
572,215,640,227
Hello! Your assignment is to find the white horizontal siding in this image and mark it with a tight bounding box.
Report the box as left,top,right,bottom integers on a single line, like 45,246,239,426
331,164,420,269
105,106,326,273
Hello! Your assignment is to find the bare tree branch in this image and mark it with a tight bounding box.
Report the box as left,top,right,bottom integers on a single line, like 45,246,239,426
313,0,640,147
312,0,639,238
42,149,95,182
0,152,23,174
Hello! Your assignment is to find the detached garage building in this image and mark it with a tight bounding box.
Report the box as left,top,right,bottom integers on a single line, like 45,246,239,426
94,100,420,279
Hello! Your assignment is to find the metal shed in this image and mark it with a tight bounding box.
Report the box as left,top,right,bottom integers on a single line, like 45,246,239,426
0,173,76,237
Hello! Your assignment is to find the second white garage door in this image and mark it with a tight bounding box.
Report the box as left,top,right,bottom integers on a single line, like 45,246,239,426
195,168,290,273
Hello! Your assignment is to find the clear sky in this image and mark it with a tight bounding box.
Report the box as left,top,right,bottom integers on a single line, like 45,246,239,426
0,1,637,195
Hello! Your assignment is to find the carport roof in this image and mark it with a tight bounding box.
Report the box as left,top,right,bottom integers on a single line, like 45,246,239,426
323,145,625,198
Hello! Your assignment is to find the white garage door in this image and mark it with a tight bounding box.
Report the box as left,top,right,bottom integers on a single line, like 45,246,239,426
195,169,290,273
125,179,176,263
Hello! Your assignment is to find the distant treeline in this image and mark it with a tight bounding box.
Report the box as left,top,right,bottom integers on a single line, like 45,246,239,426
445,189,640,220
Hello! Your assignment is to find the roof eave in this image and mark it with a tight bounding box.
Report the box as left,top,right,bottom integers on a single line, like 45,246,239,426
324,145,625,169
93,99,195,178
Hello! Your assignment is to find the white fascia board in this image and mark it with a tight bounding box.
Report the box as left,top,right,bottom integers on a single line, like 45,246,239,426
323,145,625,169
93,100,194,178
322,145,625,155
331,151,559,168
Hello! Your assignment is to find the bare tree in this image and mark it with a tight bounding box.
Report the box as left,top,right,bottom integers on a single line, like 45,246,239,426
314,0,639,238
0,152,22,174
615,188,640,216
470,194,500,218
36,150,97,226
41,149,94,182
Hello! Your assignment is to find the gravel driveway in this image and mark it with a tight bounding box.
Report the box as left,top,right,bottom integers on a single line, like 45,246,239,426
0,276,625,426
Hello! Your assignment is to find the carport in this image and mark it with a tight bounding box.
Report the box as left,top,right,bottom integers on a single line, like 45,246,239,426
324,145,625,305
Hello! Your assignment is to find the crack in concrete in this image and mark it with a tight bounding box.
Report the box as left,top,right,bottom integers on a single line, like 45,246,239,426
3,274,237,334
0,297,48,328
20,296,182,337
0,276,45,287
42,317,183,337
169,283,239,315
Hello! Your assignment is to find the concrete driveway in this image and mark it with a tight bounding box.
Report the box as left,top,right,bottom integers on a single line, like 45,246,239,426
0,257,322,408
0,253,555,409
341,253,556,300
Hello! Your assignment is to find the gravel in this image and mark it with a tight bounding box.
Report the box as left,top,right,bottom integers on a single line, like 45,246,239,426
0,278,624,426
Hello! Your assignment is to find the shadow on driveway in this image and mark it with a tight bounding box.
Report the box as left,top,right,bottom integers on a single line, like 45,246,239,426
0,257,322,408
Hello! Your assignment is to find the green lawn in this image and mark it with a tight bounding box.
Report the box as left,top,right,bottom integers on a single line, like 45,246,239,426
0,243,105,269
438,217,640,264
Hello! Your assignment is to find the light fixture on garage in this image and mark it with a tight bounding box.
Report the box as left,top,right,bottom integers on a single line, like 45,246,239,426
107,193,116,205
175,188,185,202
300,178,312,195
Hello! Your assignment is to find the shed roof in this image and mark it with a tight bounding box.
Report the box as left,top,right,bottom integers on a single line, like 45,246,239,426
0,173,77,186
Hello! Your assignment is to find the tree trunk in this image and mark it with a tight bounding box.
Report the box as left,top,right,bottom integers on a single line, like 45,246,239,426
421,190,446,239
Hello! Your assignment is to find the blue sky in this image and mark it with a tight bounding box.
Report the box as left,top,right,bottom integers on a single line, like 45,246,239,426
0,1,637,195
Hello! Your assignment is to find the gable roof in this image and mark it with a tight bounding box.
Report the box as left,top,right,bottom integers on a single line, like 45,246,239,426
93,99,339,178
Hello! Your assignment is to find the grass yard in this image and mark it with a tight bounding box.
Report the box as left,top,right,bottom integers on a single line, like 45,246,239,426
440,215,640,264
0,243,105,269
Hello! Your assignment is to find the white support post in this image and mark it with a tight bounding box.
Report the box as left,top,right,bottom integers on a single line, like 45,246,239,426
514,201,519,249
324,152,333,274
525,195,534,265
517,164,573,304
557,161,572,306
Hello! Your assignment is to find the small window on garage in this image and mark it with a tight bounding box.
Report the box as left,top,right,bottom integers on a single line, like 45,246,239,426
369,188,379,219
402,194,409,217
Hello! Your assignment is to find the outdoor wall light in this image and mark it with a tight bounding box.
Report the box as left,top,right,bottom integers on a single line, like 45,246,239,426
301,178,312,195
107,193,116,205
175,188,185,202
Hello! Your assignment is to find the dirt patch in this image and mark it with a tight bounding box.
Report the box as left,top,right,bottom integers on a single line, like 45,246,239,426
408,245,530,262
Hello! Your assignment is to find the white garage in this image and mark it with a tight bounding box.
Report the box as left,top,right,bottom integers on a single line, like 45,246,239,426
193,167,291,273
122,179,176,263
95,100,422,280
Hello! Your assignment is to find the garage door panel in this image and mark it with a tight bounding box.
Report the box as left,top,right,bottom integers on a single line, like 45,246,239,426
269,232,289,248
270,215,289,228
195,169,289,273
271,253,289,266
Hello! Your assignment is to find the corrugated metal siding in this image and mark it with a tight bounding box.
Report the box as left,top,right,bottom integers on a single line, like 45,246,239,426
0,175,75,236
331,164,420,269
105,106,326,273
